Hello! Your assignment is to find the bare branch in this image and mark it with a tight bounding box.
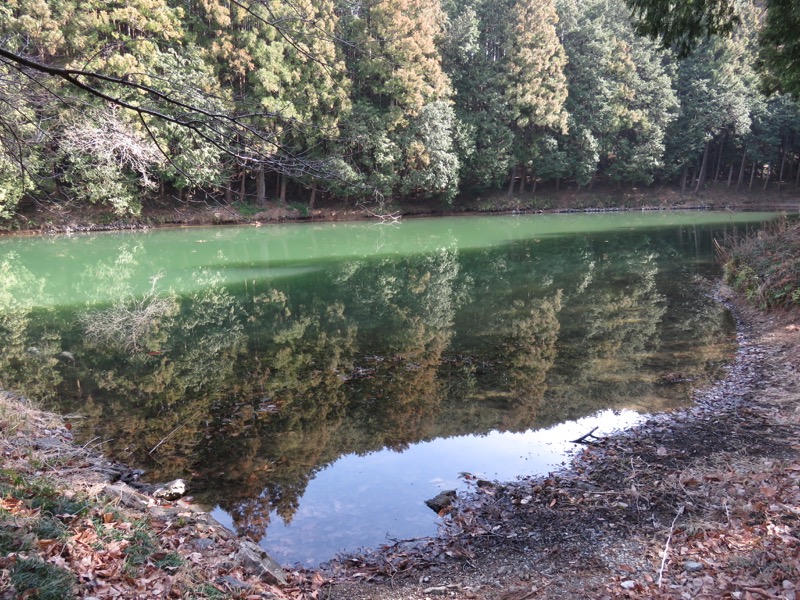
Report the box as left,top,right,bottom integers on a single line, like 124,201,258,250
0,47,337,180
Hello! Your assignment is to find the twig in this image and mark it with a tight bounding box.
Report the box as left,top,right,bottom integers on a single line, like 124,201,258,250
570,426,599,444
149,421,188,455
657,505,685,588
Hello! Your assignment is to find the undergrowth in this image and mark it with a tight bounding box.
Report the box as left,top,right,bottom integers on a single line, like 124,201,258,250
0,469,184,598
717,217,800,308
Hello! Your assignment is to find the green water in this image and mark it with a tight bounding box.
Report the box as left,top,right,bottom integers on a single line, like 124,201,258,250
0,211,779,564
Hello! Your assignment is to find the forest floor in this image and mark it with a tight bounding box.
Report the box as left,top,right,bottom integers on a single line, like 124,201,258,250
1,287,799,599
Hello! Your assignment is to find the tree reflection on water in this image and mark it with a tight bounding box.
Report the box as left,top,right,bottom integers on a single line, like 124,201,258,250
0,223,741,550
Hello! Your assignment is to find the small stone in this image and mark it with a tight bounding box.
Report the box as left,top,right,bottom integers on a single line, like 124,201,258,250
153,479,186,501
684,560,704,573
192,538,214,551
422,586,448,595
235,540,287,585
104,483,153,510
620,580,636,590
425,490,457,514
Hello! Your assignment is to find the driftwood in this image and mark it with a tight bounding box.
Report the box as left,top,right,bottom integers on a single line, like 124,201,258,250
362,206,401,222
570,426,601,444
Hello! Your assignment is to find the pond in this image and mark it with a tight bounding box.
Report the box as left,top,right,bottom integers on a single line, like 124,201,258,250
0,211,779,565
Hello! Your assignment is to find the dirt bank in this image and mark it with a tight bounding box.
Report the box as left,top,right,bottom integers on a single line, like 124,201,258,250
1,287,798,599
4,183,799,235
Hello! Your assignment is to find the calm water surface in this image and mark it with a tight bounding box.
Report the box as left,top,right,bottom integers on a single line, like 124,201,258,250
0,212,778,564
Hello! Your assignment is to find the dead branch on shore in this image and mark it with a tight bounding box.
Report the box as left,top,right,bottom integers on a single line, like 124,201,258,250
657,505,685,587
570,426,601,444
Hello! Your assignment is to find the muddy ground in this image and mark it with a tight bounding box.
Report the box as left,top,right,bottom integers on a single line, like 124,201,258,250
1,287,799,599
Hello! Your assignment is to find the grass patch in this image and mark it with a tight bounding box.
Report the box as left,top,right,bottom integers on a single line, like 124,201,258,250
188,583,229,599
289,202,309,217
2,472,90,519
33,516,67,541
231,200,262,217
0,525,32,553
9,556,75,600
154,551,184,571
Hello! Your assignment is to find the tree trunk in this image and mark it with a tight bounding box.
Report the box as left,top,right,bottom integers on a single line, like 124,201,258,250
279,175,287,204
532,177,537,195
257,166,266,206
519,164,526,193
555,177,561,192
749,160,756,191
763,162,771,191
309,183,317,209
727,164,733,187
736,148,747,190
714,135,726,183
507,165,517,196
680,166,688,195
796,158,800,188
224,178,232,204
778,137,788,190
694,140,710,193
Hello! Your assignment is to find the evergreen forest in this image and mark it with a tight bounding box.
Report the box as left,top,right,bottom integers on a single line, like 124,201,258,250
1,0,799,218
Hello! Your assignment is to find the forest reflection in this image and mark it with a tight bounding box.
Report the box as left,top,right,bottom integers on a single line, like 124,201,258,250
0,220,745,550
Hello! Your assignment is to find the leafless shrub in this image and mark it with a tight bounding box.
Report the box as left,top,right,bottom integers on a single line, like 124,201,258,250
82,274,178,354
61,109,164,189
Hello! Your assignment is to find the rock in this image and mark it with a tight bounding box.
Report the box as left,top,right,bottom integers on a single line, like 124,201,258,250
153,479,187,501
92,465,127,482
422,586,448,595
192,538,214,551
103,483,153,510
235,539,287,585
120,468,145,484
33,437,68,450
425,490,457,514
620,580,636,590
684,560,704,573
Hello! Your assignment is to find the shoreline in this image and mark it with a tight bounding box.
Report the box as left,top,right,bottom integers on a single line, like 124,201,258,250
322,287,800,599
1,287,798,598
3,187,799,236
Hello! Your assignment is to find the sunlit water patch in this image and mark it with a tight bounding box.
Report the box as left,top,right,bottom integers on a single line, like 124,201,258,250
0,211,780,565
228,409,643,565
